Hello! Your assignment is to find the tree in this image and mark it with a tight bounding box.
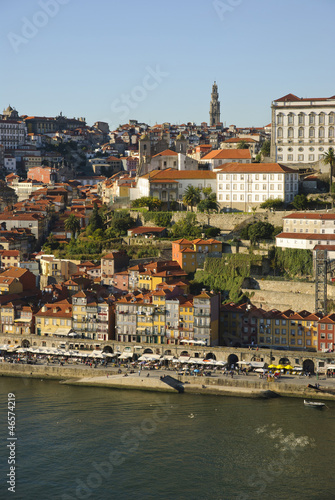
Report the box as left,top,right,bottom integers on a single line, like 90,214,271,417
131,197,162,211
182,185,201,211
89,202,103,232
247,221,275,244
260,140,271,157
323,147,335,194
260,198,285,210
64,214,81,239
292,194,309,210
237,140,249,149
170,213,202,239
198,192,220,213
106,210,135,237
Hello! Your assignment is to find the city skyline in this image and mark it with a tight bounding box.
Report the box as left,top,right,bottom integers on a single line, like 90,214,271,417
1,0,335,128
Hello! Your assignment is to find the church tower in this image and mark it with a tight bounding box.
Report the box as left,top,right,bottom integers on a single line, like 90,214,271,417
209,82,221,126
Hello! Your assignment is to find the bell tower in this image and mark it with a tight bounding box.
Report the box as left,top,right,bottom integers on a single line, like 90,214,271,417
209,82,221,126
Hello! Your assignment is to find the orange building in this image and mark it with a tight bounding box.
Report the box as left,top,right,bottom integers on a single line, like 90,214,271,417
172,238,222,273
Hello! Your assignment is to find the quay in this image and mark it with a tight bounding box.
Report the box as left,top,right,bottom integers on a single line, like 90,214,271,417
2,362,335,401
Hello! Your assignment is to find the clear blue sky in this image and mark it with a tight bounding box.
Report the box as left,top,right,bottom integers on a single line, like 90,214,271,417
1,0,334,130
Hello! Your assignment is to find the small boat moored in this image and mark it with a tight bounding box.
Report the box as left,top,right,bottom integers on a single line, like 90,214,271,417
304,400,326,409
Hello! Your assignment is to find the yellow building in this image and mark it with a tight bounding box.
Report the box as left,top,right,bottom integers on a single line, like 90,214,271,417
0,276,23,295
35,300,72,336
257,309,320,350
178,297,194,340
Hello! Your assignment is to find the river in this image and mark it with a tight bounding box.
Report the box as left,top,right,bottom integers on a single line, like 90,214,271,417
0,377,334,500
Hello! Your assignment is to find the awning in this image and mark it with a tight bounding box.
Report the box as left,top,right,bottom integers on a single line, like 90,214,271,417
138,354,161,361
237,361,251,365
188,357,204,364
119,353,133,360
178,356,190,363
162,355,174,361
249,362,265,368
52,328,71,336
327,365,335,369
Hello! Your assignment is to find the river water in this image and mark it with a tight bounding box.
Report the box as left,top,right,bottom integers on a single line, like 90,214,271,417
0,377,334,500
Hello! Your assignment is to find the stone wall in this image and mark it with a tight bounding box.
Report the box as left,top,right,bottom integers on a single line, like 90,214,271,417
130,210,292,233
242,279,335,312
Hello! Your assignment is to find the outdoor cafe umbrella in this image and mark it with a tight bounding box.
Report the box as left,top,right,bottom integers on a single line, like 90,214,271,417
268,364,277,369
284,365,294,370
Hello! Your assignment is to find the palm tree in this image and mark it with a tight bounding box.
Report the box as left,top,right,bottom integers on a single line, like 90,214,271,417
182,185,201,212
64,214,81,239
323,147,335,195
237,140,249,150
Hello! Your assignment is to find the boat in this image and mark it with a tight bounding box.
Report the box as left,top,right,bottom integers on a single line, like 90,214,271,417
304,400,326,409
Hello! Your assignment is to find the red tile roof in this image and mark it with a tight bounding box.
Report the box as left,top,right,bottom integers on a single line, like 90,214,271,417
276,232,335,240
216,163,295,173
202,149,251,160
283,213,335,220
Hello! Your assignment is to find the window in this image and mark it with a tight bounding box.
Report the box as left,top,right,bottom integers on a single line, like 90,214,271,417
298,127,304,138
240,195,244,201
329,113,335,124
277,127,283,138
329,127,334,138
255,184,259,190
319,127,325,138
309,113,315,125
277,114,283,125
298,113,304,125
225,174,230,180
319,113,325,125
233,184,237,190
298,155,304,161
309,154,314,161
288,113,294,124
288,155,293,161
309,127,315,137
263,184,266,190
270,184,274,190
226,184,230,190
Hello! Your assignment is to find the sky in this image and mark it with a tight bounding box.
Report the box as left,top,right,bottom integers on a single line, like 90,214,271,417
1,0,334,130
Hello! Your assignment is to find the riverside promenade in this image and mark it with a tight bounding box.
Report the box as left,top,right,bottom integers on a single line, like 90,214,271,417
2,362,335,401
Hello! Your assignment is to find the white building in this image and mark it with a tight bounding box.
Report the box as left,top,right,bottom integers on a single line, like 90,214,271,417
148,149,198,171
271,93,335,165
131,168,217,203
4,155,16,172
0,120,26,149
276,213,335,249
216,163,298,211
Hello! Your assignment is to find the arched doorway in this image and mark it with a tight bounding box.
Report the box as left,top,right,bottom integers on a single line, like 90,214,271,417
103,346,113,354
205,352,216,360
180,351,190,357
303,359,315,374
227,353,239,369
144,348,153,354
164,350,172,356
279,357,291,366
22,339,30,348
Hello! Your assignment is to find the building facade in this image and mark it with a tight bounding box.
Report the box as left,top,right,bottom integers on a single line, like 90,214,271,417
270,93,335,165
216,163,298,211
